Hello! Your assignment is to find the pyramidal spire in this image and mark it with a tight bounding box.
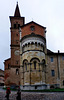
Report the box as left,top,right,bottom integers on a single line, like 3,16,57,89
14,2,21,17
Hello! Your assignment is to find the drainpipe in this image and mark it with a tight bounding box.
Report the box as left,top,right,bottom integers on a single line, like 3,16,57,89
57,50,60,87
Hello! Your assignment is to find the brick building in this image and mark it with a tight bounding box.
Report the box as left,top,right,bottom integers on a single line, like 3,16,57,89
4,3,64,90
4,3,25,86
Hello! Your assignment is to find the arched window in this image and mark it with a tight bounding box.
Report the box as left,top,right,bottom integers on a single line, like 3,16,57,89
35,42,37,46
34,61,36,69
14,24,16,28
28,43,30,47
23,59,28,71
30,57,40,70
25,63,27,71
14,23,20,29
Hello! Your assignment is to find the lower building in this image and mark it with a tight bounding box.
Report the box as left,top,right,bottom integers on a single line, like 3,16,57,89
47,50,64,89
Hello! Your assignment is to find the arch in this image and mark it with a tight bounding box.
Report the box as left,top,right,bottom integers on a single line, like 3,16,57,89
30,57,40,62
41,44,43,47
28,42,30,45
35,42,37,46
42,59,46,65
25,43,27,46
63,80,64,86
31,42,34,45
31,32,35,35
23,59,28,71
30,57,40,70
38,42,40,46
23,59,28,64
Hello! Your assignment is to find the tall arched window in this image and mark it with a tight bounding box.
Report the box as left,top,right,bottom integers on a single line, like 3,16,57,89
30,57,40,71
25,63,27,71
23,59,28,71
34,61,36,69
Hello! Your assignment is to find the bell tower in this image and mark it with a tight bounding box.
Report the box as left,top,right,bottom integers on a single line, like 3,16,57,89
10,2,25,68
9,2,25,85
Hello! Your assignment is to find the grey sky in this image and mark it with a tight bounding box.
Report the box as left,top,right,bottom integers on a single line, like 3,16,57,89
0,0,64,70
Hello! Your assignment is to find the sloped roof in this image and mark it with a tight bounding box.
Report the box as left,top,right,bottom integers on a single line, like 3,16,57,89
47,49,54,54
21,21,46,29
47,49,64,55
4,58,11,62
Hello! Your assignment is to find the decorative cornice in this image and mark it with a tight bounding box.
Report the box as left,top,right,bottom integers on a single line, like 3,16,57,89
21,21,46,29
21,34,46,42
20,50,45,55
10,44,20,47
11,65,20,68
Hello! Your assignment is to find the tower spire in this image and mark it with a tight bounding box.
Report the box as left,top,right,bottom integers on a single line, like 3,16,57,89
14,2,21,17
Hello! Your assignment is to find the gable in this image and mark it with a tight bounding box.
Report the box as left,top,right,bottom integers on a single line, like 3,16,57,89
21,21,46,38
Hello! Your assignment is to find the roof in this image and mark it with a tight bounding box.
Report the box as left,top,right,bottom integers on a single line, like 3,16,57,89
21,21,46,29
4,58,11,62
47,49,64,55
0,69,4,72
47,49,54,54
14,2,21,17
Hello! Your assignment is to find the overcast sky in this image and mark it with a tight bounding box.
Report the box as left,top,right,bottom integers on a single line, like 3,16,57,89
0,0,64,70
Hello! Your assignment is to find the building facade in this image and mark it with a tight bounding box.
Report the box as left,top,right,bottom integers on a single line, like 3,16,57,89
4,3,64,89
0,69,4,86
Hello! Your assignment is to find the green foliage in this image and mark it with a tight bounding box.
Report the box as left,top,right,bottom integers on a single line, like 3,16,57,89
21,88,64,92
3,87,64,92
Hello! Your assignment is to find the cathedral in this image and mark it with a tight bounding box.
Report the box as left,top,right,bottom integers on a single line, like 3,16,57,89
4,3,64,90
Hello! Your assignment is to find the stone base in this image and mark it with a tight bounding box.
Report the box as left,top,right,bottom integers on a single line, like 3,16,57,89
20,84,50,90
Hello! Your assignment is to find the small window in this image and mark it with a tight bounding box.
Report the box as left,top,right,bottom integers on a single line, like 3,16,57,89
18,24,20,29
14,24,16,28
28,43,30,47
8,64,10,69
34,61,36,69
31,32,35,35
16,69,19,75
35,86,37,89
63,80,64,86
51,57,53,62
51,70,55,76
62,56,64,60
16,34,18,36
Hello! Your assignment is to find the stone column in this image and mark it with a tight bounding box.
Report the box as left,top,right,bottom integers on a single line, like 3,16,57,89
28,63,32,85
42,64,45,84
